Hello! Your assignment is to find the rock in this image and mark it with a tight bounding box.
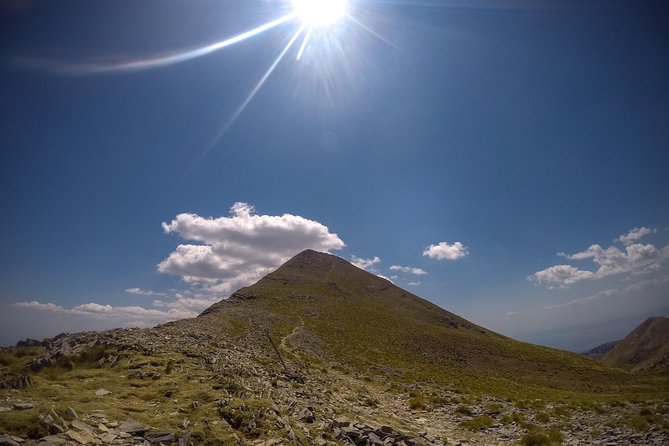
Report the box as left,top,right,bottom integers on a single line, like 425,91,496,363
100,433,116,444
298,407,315,423
192,400,200,410
66,429,96,445
71,420,94,432
40,435,67,445
341,426,362,440
12,375,34,389
369,432,384,446
118,420,149,434
332,417,351,428
12,402,33,410
65,407,78,420
0,435,19,446
95,388,112,397
177,431,191,446
144,432,176,444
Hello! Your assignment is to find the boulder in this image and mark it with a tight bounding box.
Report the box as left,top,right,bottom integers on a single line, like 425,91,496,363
118,420,149,434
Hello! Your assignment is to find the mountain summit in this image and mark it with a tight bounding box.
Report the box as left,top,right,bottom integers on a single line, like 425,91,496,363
198,249,627,394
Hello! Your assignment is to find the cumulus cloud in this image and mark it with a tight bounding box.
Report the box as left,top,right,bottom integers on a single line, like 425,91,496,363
617,226,656,246
529,227,669,288
423,241,468,260
542,274,669,311
389,265,428,275
125,288,165,296
158,202,345,296
350,256,381,271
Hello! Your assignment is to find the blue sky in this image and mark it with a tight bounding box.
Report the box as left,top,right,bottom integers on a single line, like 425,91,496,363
1,0,668,350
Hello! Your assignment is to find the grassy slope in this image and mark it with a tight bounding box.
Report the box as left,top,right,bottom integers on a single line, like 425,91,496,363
197,250,665,400
602,316,669,370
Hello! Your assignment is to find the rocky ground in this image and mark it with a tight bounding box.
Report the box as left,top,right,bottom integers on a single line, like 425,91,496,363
1,323,668,446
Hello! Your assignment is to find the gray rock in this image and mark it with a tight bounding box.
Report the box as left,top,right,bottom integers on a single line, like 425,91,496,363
71,420,94,432
298,407,315,423
118,420,149,434
12,402,33,410
11,375,34,389
65,407,78,420
145,432,176,443
95,388,112,396
369,432,384,446
0,435,19,446
332,417,351,428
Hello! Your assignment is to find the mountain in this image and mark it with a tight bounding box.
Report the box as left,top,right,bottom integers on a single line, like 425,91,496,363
199,249,630,394
581,340,619,359
1,250,668,446
601,316,669,371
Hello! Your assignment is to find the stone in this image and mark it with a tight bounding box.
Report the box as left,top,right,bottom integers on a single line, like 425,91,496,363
95,388,112,397
65,407,78,420
118,420,149,434
41,435,67,445
144,432,176,443
341,426,362,440
298,407,315,423
332,417,351,428
66,429,96,445
369,432,384,446
71,420,95,432
12,402,33,410
0,436,19,446
100,433,116,444
12,375,34,389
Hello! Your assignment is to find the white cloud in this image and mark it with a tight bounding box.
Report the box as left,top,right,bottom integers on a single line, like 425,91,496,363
542,274,669,311
530,229,669,288
12,293,222,327
125,288,165,297
528,264,594,289
14,301,66,313
389,265,428,275
158,202,345,296
376,274,394,283
350,256,381,271
423,241,468,260
407,281,421,286
617,226,656,246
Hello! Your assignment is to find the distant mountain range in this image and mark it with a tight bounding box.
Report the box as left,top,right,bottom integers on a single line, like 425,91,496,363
581,340,620,360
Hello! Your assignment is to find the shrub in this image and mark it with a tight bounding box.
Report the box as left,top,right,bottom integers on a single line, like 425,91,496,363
535,412,550,423
459,415,494,431
455,405,473,416
518,428,563,446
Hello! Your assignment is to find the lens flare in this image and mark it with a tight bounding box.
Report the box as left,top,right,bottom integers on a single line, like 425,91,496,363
292,0,347,27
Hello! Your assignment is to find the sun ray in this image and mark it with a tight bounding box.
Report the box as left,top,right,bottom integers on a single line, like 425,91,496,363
296,26,313,60
346,14,400,50
17,13,297,75
186,25,306,174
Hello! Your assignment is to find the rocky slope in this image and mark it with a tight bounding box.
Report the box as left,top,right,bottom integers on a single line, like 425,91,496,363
601,316,669,371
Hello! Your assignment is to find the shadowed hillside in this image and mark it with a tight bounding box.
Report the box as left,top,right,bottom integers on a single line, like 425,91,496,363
602,316,669,371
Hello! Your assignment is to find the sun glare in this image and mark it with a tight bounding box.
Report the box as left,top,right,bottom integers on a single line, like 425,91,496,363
292,0,347,27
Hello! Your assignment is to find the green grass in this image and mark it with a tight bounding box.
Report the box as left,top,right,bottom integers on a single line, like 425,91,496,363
459,415,494,431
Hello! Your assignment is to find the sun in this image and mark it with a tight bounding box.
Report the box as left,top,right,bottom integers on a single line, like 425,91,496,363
292,0,348,28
